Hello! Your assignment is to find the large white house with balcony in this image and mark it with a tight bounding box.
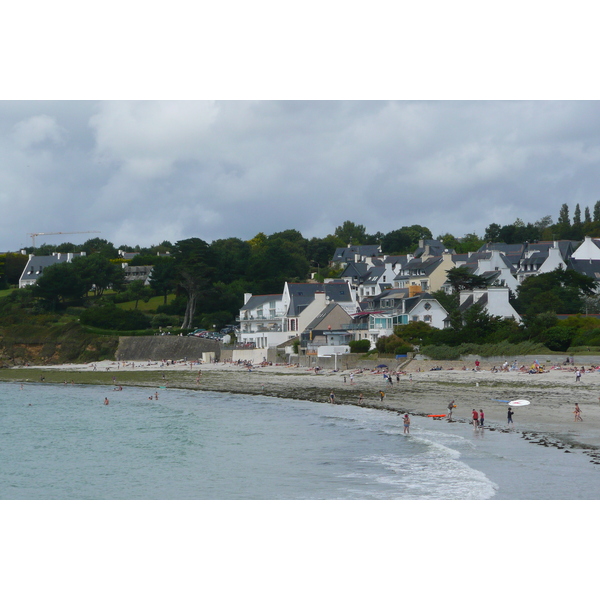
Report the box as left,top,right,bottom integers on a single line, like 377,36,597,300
239,281,359,349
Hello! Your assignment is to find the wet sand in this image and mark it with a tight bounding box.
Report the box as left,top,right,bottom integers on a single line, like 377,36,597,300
7,358,600,462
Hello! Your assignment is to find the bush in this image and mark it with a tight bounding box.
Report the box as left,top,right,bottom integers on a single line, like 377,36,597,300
80,304,151,331
151,313,180,328
349,339,371,353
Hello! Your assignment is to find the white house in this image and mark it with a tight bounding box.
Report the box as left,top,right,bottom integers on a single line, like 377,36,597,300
458,287,521,323
239,281,359,349
19,252,87,288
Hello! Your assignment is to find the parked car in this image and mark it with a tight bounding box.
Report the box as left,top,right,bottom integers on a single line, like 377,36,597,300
187,328,207,337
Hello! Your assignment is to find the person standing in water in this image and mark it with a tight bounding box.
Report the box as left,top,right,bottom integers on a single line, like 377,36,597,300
472,408,479,428
479,409,485,428
447,400,455,420
104,397,109,405
329,391,335,404
574,403,583,421
403,413,410,434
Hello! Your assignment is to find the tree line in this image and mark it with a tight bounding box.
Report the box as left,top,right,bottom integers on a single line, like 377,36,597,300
3,200,600,334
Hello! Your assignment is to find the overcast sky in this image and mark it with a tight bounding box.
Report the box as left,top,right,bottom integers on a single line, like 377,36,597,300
2,100,600,251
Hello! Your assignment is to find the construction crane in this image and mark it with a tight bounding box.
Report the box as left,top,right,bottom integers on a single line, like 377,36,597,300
27,231,101,247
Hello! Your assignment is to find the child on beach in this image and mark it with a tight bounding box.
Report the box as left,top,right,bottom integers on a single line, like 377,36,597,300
479,409,485,428
403,414,410,434
507,407,514,427
472,409,479,428
329,391,335,404
574,403,583,421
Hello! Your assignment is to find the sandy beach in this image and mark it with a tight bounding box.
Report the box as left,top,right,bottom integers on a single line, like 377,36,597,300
6,357,600,463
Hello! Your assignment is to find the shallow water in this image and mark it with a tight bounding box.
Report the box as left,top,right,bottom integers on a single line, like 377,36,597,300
1,382,598,499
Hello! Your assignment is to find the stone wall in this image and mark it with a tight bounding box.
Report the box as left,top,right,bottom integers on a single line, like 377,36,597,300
115,336,221,361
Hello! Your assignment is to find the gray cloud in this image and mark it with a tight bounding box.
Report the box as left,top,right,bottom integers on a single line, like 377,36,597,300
1,100,600,251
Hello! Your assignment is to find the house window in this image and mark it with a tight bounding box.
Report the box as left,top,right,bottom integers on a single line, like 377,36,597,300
424,302,431,310
412,316,419,322
424,315,432,323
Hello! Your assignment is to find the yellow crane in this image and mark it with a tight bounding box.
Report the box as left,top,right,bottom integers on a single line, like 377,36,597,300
27,231,101,247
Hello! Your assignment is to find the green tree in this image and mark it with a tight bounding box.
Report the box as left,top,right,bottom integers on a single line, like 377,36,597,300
172,238,217,329
210,238,252,285
594,201,600,222
149,258,178,304
574,204,582,226
72,254,126,297
381,229,413,254
32,262,88,309
80,237,119,259
126,279,154,309
334,221,367,245
515,268,596,316
558,203,570,226
445,266,491,293
585,207,591,223
484,223,502,243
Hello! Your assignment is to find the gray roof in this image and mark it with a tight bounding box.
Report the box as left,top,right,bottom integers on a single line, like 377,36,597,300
568,259,600,280
19,252,86,284
332,245,381,263
340,262,370,282
240,294,283,311
286,282,353,316
413,239,447,258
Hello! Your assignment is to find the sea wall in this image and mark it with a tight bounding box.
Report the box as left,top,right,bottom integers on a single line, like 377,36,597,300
115,336,221,361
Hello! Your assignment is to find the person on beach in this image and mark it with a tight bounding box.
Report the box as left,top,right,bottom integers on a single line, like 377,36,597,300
358,393,363,404
403,413,410,434
447,400,455,419
350,373,354,385
379,390,386,401
329,391,335,404
104,397,109,405
472,409,479,428
479,409,485,428
574,403,583,421
575,369,581,383
507,407,514,427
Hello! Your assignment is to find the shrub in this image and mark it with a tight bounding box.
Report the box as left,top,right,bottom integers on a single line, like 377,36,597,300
349,339,371,353
80,304,151,331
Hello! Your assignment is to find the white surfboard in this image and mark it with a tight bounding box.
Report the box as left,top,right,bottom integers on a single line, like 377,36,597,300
508,399,530,406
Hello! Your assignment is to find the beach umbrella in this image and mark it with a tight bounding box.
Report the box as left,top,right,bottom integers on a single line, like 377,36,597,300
377,364,388,368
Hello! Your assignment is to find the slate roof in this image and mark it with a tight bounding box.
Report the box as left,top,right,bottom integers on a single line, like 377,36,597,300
340,262,370,282
19,253,86,285
240,294,283,311
332,245,381,263
413,240,447,258
286,282,353,316
304,303,352,331
568,259,600,281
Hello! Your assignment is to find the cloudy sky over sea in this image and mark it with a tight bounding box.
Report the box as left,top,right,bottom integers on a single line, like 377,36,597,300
3,100,600,252
1,3,598,255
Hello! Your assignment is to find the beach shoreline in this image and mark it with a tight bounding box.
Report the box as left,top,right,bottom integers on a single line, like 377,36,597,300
4,358,600,463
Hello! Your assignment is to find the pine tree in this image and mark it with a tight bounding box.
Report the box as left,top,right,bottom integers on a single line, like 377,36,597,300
574,204,582,226
585,207,591,223
558,203,570,226
594,200,600,222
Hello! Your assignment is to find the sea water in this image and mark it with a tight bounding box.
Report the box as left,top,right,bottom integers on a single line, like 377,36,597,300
1,381,598,500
